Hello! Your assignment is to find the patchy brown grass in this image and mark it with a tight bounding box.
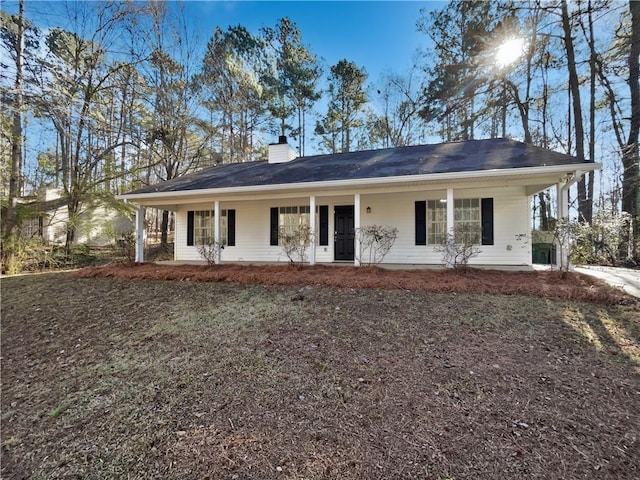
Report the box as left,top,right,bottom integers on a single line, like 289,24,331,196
74,262,636,305
2,272,639,479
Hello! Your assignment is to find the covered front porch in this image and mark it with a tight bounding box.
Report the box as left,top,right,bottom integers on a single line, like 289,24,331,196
131,186,515,266
129,166,587,268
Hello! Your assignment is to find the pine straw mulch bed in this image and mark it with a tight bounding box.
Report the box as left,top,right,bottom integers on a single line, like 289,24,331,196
74,262,637,305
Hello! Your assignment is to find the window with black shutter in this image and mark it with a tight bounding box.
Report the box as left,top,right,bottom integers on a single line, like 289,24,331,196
187,209,235,246
481,198,494,245
319,205,329,246
227,209,236,246
270,207,279,245
415,201,426,245
187,211,194,246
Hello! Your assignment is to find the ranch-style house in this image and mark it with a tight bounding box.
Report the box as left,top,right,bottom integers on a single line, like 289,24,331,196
118,137,599,268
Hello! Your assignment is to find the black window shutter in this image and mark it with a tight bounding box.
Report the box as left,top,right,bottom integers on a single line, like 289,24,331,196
481,198,494,245
319,205,329,246
270,207,279,245
187,211,194,246
227,209,236,246
415,201,426,245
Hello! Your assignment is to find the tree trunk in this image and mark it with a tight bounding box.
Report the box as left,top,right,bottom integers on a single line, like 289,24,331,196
65,196,80,256
3,0,25,274
301,107,306,156
587,0,596,223
561,0,591,223
500,81,507,138
161,209,170,250
622,0,640,260
538,192,549,230
623,1,640,221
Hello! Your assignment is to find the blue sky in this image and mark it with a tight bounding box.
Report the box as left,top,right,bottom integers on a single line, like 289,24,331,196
4,1,440,84
176,1,440,82
1,1,442,158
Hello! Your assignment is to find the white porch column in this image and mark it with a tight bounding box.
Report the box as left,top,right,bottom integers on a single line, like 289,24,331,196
446,188,455,236
135,206,146,263
445,188,455,268
309,195,316,265
214,200,221,264
354,193,361,266
556,182,569,270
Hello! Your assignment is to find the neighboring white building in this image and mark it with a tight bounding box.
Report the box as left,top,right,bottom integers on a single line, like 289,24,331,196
19,188,128,246
118,137,599,267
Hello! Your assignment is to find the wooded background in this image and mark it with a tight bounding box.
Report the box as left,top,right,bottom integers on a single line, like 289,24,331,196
1,0,638,271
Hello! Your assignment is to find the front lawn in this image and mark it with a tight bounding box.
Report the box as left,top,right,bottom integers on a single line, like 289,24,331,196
2,272,639,479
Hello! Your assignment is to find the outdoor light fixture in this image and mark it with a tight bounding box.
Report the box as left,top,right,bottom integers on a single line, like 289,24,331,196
366,206,371,213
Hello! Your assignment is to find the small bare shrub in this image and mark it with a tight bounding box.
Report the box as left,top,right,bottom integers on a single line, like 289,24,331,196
436,223,481,269
552,218,578,276
356,225,398,266
279,224,313,266
198,239,224,266
115,231,136,262
104,216,136,262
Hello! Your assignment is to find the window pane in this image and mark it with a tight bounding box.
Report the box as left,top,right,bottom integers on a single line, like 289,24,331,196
427,199,446,245
194,210,213,245
220,214,228,245
278,205,311,245
194,209,229,245
453,198,481,244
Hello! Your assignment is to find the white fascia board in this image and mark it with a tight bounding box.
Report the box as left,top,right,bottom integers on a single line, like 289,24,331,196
117,163,600,204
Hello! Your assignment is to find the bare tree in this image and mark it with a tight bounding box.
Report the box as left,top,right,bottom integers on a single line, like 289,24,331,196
143,2,210,249
2,0,24,273
561,0,593,224
624,0,639,244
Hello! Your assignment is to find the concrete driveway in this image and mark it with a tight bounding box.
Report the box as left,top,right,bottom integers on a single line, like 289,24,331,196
574,265,640,298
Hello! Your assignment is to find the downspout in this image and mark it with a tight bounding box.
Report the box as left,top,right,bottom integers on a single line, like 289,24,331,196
556,170,584,270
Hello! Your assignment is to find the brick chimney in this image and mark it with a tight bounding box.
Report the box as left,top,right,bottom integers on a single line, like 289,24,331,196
268,136,297,164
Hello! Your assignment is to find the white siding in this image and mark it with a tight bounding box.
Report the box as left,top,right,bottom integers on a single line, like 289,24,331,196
174,186,531,266
32,203,122,246
176,199,326,263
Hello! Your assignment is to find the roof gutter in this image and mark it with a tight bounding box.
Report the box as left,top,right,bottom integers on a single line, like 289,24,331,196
117,162,601,202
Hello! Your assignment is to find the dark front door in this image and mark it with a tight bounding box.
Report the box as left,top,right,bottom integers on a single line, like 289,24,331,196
334,205,355,261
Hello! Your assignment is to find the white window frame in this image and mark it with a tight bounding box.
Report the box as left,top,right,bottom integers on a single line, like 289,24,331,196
454,198,481,244
194,210,228,246
278,205,310,245
427,199,447,245
425,198,482,245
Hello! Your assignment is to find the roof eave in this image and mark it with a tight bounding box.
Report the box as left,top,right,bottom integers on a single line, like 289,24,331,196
117,162,600,202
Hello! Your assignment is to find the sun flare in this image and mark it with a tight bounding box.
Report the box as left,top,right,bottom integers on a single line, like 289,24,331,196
495,37,526,68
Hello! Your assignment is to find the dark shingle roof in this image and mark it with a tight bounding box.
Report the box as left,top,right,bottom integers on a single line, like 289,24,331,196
127,138,589,195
